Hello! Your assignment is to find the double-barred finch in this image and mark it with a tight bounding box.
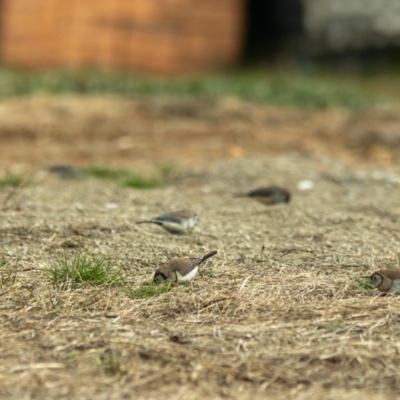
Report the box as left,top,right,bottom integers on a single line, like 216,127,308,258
154,250,218,284
235,185,291,206
368,270,400,293
136,209,199,234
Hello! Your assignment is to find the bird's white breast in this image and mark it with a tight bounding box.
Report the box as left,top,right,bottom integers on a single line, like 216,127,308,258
176,266,198,283
162,221,187,233
389,279,400,293
185,216,198,229
163,216,197,233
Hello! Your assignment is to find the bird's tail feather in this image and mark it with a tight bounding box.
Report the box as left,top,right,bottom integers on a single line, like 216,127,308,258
199,250,218,264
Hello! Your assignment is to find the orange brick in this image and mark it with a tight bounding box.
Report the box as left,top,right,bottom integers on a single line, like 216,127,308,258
0,0,245,75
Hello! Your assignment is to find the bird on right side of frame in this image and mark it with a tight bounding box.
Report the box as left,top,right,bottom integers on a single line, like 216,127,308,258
367,270,400,294
234,185,291,206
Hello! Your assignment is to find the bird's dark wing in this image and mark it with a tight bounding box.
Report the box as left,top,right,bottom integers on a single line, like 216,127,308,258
153,212,185,224
170,258,199,276
248,187,276,197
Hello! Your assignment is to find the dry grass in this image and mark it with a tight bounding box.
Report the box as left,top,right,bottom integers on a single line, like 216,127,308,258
1,154,400,399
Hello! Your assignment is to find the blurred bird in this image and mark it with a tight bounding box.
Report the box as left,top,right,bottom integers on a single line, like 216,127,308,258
47,164,81,179
367,270,400,293
234,185,291,206
154,250,217,284
136,209,199,234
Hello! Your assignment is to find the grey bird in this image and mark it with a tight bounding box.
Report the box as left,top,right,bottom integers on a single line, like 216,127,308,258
235,185,291,206
136,209,199,234
368,270,400,293
154,250,218,284
47,164,81,179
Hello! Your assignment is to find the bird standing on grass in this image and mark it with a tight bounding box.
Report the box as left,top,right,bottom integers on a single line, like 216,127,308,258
136,209,199,234
154,250,218,284
234,185,291,206
368,270,400,293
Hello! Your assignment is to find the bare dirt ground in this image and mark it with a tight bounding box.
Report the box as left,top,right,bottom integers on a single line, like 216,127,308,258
1,96,400,399
1,95,400,172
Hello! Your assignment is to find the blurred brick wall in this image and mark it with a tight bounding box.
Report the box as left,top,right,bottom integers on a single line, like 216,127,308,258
0,0,245,74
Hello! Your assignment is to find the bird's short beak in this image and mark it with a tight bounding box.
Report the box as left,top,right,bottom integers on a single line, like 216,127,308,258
366,278,373,286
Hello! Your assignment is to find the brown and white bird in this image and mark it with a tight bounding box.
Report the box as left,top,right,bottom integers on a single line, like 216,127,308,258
136,209,199,234
235,185,291,206
154,250,217,284
367,270,400,293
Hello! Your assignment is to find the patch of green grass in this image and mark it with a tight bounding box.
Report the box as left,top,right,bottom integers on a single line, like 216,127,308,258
81,165,121,180
0,174,26,188
128,281,174,298
0,269,18,287
351,276,374,291
82,166,160,189
201,268,216,278
120,175,160,189
0,258,18,287
61,351,80,360
0,67,387,109
326,323,344,332
47,252,122,288
250,255,266,264
159,163,177,179
98,349,123,376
